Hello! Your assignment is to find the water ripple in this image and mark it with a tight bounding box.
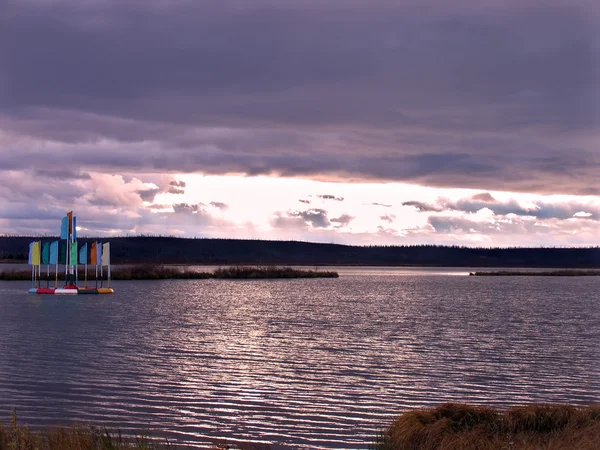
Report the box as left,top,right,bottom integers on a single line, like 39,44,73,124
1,273,599,448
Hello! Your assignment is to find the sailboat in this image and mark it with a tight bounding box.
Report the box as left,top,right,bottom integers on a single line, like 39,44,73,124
28,212,114,295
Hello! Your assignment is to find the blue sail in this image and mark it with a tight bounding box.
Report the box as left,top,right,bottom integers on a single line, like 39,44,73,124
96,242,102,266
28,242,34,265
60,216,68,239
79,242,88,265
49,241,59,265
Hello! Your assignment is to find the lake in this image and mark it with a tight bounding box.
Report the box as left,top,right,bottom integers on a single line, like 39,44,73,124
0,267,599,448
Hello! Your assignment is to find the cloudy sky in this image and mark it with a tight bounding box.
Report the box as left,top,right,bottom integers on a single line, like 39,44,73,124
1,0,599,246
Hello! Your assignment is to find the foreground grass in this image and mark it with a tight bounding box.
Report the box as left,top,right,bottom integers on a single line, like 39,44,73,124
0,412,270,450
0,265,339,281
371,403,600,450
0,411,174,450
3,403,599,450
470,270,600,276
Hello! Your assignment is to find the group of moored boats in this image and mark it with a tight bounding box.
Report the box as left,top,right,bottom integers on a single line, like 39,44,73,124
28,212,114,295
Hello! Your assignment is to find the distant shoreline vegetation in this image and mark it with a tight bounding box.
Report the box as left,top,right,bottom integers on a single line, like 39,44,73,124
1,236,599,268
0,265,339,281
470,270,600,276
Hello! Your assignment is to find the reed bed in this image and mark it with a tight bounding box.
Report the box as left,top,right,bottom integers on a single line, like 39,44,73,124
212,266,338,279
0,411,173,450
0,265,338,281
0,411,270,450
370,403,600,450
470,270,600,276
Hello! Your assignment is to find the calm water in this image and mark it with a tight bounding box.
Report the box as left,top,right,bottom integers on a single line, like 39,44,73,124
0,268,599,448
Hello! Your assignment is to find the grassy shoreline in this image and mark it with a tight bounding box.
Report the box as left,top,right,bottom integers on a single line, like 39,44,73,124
0,411,173,450
371,403,600,450
2,403,599,450
0,265,338,281
470,270,600,276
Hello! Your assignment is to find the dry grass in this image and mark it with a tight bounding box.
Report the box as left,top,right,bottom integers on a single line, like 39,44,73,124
212,266,338,279
372,403,600,450
0,411,276,450
0,265,338,281
470,270,600,276
0,410,173,450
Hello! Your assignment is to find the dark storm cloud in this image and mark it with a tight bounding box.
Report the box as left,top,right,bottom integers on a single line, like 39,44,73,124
298,199,311,204
0,170,88,204
270,214,308,230
402,201,443,212
271,208,331,229
449,198,531,216
428,216,507,235
295,209,331,228
210,201,228,210
406,194,600,221
330,214,354,227
137,188,160,202
34,168,91,180
317,195,344,202
447,198,600,220
370,203,392,208
426,214,599,242
1,0,599,194
472,193,496,203
139,179,187,201
380,214,395,223
167,187,185,195
172,203,203,214
0,204,62,222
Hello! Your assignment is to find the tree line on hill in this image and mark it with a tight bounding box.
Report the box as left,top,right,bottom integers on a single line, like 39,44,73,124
0,236,599,268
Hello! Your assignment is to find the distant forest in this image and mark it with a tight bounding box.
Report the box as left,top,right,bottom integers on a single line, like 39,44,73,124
1,236,599,268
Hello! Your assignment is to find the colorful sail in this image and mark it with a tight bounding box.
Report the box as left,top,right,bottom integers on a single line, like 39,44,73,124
67,211,73,235
70,242,78,266
58,242,67,265
79,243,88,265
60,216,69,239
49,241,59,265
28,212,115,295
29,241,41,266
96,242,103,266
101,242,110,267
90,242,97,266
41,242,50,265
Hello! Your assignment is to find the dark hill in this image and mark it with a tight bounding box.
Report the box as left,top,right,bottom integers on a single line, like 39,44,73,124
0,236,599,268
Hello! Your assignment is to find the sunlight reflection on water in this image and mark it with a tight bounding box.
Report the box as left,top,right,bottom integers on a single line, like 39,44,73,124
0,269,599,448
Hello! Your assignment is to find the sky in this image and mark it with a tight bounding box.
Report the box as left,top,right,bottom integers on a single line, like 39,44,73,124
1,0,599,246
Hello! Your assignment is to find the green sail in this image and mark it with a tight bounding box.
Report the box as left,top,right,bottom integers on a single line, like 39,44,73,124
70,242,78,266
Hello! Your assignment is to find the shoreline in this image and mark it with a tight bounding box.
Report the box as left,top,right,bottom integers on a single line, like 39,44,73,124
471,270,600,276
0,265,339,281
2,403,599,450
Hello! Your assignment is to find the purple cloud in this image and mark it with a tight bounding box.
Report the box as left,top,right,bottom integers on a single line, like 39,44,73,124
0,0,597,195
210,201,229,210
330,214,354,227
